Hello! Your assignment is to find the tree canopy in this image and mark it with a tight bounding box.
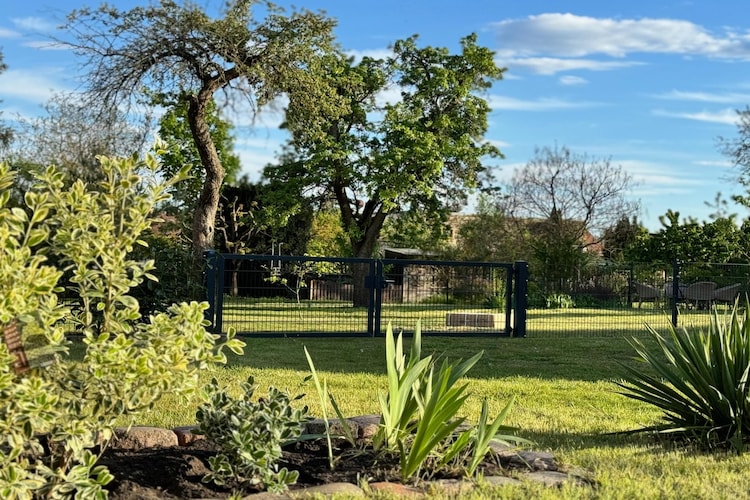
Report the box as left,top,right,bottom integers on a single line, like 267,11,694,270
62,0,342,264
265,34,503,259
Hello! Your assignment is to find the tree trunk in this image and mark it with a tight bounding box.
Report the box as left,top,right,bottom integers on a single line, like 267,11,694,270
187,92,226,267
350,228,381,308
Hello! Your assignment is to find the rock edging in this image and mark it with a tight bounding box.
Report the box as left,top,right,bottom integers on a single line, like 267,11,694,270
110,415,593,498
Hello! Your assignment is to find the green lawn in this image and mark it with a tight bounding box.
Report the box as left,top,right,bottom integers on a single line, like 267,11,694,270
219,294,718,338
126,327,750,499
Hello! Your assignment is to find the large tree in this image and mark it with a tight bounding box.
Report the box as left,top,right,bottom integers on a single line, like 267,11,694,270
62,0,341,264
505,145,638,244
265,34,503,305
502,145,637,291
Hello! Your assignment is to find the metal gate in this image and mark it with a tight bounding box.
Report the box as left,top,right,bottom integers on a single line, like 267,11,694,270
203,252,528,337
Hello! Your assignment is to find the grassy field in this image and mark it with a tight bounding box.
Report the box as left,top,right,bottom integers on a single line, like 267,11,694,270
219,295,718,338
124,322,750,499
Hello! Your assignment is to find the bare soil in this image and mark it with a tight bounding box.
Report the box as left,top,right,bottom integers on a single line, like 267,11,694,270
99,439,508,499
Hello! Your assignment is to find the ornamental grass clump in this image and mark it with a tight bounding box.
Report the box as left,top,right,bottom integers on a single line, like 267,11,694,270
617,300,750,452
0,153,244,498
371,321,526,481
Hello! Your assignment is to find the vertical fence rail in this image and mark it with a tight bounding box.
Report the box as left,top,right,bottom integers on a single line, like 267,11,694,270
513,261,529,338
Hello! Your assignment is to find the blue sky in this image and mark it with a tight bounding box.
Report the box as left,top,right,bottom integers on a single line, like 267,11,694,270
1,0,749,232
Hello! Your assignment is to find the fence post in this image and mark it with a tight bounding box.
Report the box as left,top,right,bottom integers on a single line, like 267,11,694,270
372,260,384,337
513,261,528,338
203,250,217,330
215,253,226,334
671,259,680,328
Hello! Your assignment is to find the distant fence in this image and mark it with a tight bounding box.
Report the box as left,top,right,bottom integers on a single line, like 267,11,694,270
527,260,750,338
203,252,529,337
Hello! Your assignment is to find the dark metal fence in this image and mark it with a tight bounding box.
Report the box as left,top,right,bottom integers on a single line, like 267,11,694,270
203,252,529,337
527,260,750,338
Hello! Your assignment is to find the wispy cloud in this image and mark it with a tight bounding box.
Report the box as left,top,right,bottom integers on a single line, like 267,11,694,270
652,89,750,104
0,68,70,104
346,48,393,63
652,107,739,125
693,159,734,168
501,56,643,75
559,75,588,86
12,16,56,33
488,95,601,111
0,27,20,38
490,13,750,76
22,40,68,50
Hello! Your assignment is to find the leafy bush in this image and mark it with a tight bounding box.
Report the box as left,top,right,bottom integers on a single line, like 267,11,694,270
0,154,243,498
483,294,504,309
617,301,750,452
544,292,575,309
195,376,311,493
130,230,204,315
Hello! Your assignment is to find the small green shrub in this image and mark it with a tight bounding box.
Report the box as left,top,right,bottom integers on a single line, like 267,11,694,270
617,300,750,452
483,294,504,309
195,376,311,493
544,292,575,309
0,153,244,498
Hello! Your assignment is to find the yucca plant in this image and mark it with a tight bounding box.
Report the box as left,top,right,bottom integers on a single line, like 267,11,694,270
617,300,750,452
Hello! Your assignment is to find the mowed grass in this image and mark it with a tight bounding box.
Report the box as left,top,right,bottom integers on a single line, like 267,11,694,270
115,322,750,499
220,295,717,338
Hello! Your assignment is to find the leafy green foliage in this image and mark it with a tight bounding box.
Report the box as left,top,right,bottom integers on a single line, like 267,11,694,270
617,301,750,451
372,322,524,481
195,376,311,493
0,153,244,497
625,210,750,264
265,33,503,262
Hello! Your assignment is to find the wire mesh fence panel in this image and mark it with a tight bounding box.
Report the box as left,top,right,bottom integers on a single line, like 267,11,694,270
215,255,373,336
379,259,513,336
207,254,520,337
526,261,750,338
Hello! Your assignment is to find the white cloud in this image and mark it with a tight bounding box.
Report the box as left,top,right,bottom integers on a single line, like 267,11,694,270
0,27,20,38
652,90,750,104
23,40,68,50
491,13,750,60
559,75,588,86
0,68,70,105
693,159,734,168
12,17,57,33
488,138,511,149
488,94,601,111
652,107,739,125
346,48,393,63
500,56,644,75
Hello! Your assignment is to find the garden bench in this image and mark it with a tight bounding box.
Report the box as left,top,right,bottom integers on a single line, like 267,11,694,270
445,312,500,328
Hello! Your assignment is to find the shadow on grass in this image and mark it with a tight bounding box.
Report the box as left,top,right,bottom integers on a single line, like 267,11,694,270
228,335,658,383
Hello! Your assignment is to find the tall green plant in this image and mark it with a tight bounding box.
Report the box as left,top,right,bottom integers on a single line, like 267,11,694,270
0,153,244,498
617,301,750,452
372,322,523,481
